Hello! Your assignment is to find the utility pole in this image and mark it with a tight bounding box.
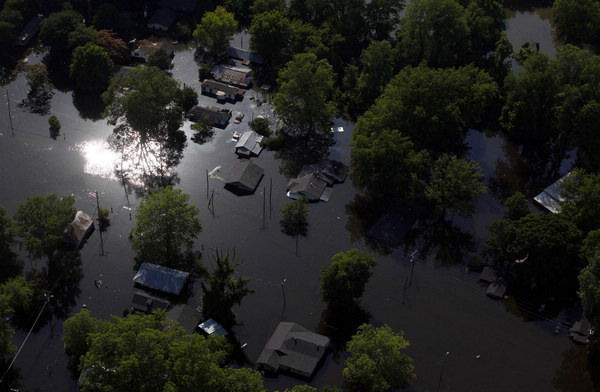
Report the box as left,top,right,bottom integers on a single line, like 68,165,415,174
280,278,287,320
95,191,104,256
437,351,450,392
409,249,418,286
3,88,14,136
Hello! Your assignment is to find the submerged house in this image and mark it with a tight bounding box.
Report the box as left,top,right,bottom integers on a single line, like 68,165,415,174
147,8,178,31
201,79,244,102
188,105,232,127
225,159,264,194
130,291,170,314
257,322,330,379
166,304,202,334
198,318,228,336
133,263,190,295
286,173,331,202
211,65,253,88
62,211,95,250
235,131,264,157
298,160,349,186
131,39,174,61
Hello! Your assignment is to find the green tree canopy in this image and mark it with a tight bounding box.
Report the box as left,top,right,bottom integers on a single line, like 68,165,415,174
424,154,486,218
74,311,266,392
39,8,84,53
343,324,416,392
579,253,600,332
0,276,36,355
130,187,202,268
320,249,378,309
353,63,497,157
0,206,21,283
354,40,395,113
560,169,600,235
201,251,254,328
147,49,173,71
503,191,531,221
62,308,99,358
249,9,292,65
280,197,309,237
70,42,114,91
274,52,336,166
365,0,405,41
102,65,183,142
67,24,98,51
13,194,76,261
193,6,238,57
552,0,600,47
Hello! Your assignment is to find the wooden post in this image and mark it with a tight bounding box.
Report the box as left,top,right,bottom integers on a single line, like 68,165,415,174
269,178,272,220
206,169,209,200
262,186,266,229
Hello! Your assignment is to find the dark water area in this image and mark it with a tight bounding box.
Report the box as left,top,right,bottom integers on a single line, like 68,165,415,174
0,7,597,392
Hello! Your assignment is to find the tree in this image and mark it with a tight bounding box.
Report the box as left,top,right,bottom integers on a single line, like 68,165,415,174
96,29,128,62
62,308,99,358
552,0,600,47
13,194,76,261
320,249,378,309
579,253,600,331
147,49,173,71
424,154,486,218
102,65,183,143
560,169,600,235
343,324,416,392
193,6,238,58
485,212,582,299
74,311,266,392
23,63,54,105
0,276,36,355
396,0,469,68
249,10,292,65
365,0,405,41
201,251,254,328
503,191,531,221
0,206,21,283
250,0,287,16
274,53,336,167
352,40,395,114
39,9,84,53
353,64,497,154
70,42,114,92
280,197,309,237
178,84,198,113
249,116,271,136
67,24,98,51
130,187,201,268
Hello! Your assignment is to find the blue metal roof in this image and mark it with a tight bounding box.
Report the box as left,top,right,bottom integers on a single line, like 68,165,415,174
133,263,190,295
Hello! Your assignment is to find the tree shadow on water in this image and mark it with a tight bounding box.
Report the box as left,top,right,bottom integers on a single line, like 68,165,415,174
553,343,600,392
0,358,23,392
72,90,106,121
317,304,371,359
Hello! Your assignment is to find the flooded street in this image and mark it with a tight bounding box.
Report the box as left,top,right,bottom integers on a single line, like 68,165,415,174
0,4,598,392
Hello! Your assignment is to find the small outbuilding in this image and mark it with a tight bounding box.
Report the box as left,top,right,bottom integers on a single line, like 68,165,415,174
257,322,330,379
15,14,43,46
533,171,572,213
298,159,349,186
130,291,170,314
62,211,95,250
198,318,228,336
166,304,202,334
235,131,264,157
486,276,507,300
201,79,244,102
131,39,174,61
133,263,190,295
225,160,264,194
569,317,593,344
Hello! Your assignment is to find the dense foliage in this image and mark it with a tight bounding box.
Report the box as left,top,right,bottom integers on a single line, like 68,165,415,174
70,42,113,91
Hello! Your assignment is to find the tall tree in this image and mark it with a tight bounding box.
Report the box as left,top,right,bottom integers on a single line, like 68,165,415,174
365,0,405,41
424,154,486,218
0,206,21,283
552,0,600,47
193,6,238,58
70,42,114,91
320,249,378,310
0,276,36,355
343,324,416,392
13,194,76,261
102,65,183,143
579,253,600,333
274,53,336,168
62,308,99,359
201,251,254,328
95,29,128,63
249,10,292,65
354,40,395,113
130,187,202,268
74,311,266,392
39,8,84,54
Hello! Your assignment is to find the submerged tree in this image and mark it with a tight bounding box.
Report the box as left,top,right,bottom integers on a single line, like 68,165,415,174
13,194,75,261
0,206,22,282
70,42,114,92
201,250,254,328
280,197,309,254
320,249,378,310
343,324,416,392
193,6,238,58
130,187,202,269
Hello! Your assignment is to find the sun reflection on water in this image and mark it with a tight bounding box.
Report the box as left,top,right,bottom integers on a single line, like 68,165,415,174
77,139,118,179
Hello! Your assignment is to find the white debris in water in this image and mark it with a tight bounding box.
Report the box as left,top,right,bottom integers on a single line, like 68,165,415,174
208,165,225,181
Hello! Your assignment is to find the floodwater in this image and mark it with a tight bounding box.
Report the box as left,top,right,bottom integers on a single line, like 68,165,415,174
0,5,597,392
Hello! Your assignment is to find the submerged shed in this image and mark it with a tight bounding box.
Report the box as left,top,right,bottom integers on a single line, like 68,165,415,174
199,318,228,336
133,263,190,295
166,304,202,334
225,159,264,194
130,292,170,314
235,131,264,157
286,173,329,202
533,171,572,213
486,276,507,300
